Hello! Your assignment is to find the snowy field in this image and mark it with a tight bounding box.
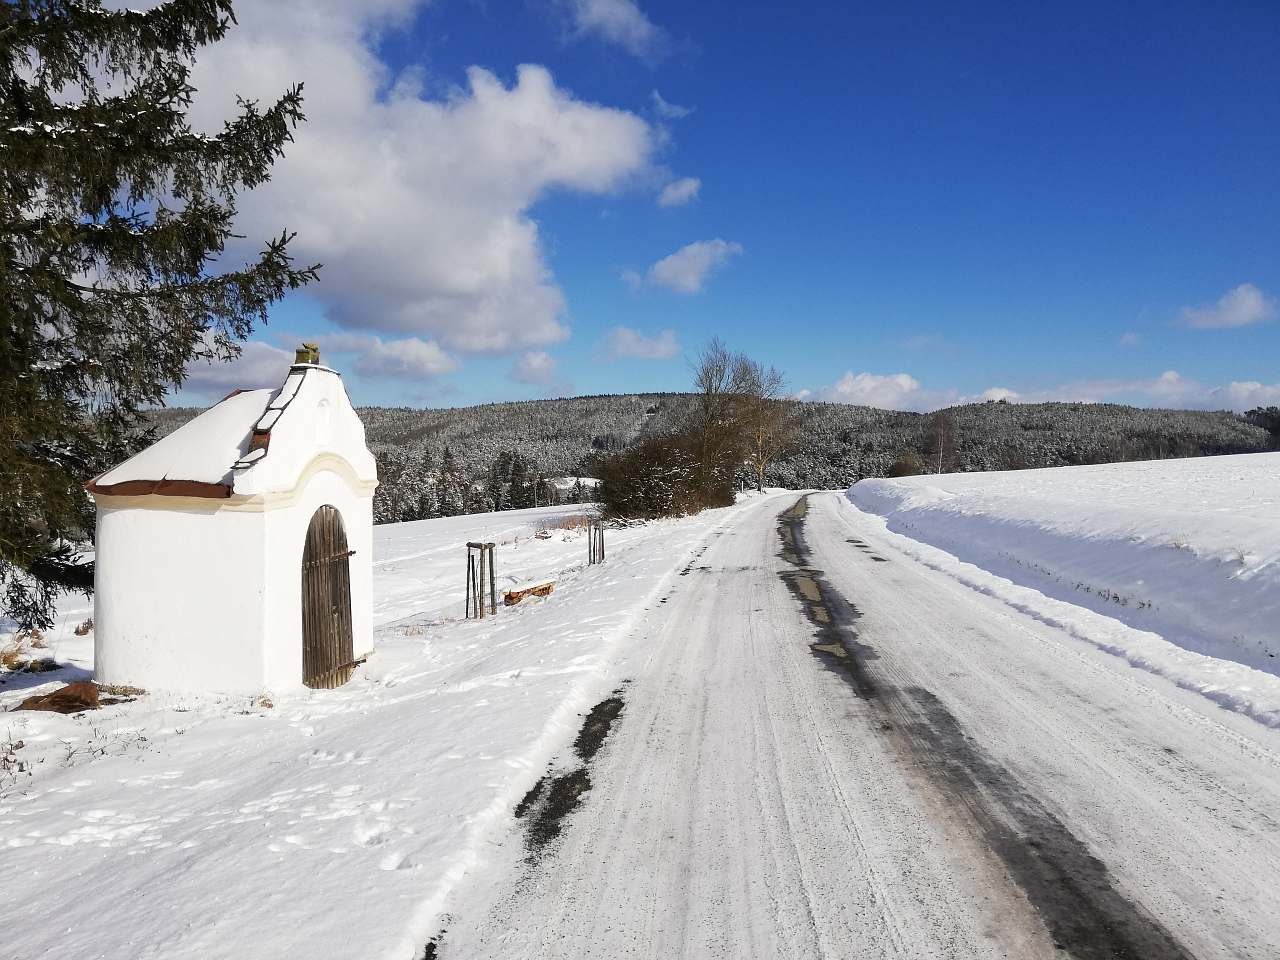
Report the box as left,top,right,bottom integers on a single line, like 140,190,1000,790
848,451,1280,726
0,499,766,960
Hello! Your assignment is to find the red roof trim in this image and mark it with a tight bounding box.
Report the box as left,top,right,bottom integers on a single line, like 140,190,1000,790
84,478,233,499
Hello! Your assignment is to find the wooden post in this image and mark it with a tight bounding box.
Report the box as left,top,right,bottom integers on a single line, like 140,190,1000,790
466,542,498,619
588,521,605,565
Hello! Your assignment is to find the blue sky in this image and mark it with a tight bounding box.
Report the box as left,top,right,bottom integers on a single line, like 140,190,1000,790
178,0,1279,411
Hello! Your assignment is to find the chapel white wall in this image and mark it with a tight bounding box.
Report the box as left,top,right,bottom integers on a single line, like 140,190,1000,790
236,369,376,498
93,504,268,693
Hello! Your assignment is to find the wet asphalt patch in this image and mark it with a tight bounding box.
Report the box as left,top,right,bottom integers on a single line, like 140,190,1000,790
422,927,447,958
902,688,1196,960
678,537,718,575
514,685,629,856
573,694,625,762
779,498,880,698
778,495,1195,960
846,536,889,562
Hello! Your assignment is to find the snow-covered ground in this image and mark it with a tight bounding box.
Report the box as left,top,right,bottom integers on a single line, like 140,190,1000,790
420,490,1280,958
5,457,1280,958
848,451,1280,726
0,500,765,960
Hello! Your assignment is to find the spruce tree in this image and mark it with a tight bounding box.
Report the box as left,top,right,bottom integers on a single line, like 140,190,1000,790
487,450,511,511
436,447,464,517
412,447,437,519
0,1,318,628
508,454,529,509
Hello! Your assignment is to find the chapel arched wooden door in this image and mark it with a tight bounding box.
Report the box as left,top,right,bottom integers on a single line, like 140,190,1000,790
301,505,355,689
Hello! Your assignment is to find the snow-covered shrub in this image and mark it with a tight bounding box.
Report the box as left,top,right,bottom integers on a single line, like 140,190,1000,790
596,433,720,519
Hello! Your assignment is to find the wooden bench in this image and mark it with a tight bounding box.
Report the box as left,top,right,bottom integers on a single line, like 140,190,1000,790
503,580,556,606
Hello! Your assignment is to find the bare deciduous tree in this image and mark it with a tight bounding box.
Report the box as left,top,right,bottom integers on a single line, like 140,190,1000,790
737,359,800,491
688,340,800,495
690,338,755,500
924,411,957,474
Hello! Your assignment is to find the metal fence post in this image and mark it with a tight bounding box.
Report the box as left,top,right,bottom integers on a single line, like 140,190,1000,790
487,543,497,615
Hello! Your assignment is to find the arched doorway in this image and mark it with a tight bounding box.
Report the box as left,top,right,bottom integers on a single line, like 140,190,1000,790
301,505,355,689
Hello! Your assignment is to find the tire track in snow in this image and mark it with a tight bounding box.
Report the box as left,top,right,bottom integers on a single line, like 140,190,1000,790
778,494,1197,960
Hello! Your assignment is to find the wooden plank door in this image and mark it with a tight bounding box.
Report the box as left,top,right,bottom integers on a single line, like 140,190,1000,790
301,505,355,689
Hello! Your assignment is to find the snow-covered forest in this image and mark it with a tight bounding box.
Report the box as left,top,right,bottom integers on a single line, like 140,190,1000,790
146,394,1271,523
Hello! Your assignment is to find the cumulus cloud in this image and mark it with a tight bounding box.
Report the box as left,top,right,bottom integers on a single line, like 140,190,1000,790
1181,283,1276,329
1209,380,1280,409
1010,371,1280,410
179,330,458,398
510,350,560,386
182,341,295,397
810,368,1280,413
645,238,743,293
650,89,692,119
563,0,667,59
658,176,701,207
184,2,655,354
605,326,679,359
977,387,1019,402
314,333,457,380
820,372,928,410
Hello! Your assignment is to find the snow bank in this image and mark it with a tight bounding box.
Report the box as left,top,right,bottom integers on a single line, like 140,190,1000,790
847,453,1280,704
0,499,766,960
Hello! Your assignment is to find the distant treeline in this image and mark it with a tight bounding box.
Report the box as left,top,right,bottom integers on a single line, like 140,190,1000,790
147,394,1273,523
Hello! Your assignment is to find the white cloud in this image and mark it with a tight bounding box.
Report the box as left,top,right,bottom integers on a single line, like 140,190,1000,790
650,89,692,119
658,176,701,207
314,333,457,380
1211,380,1280,409
1118,331,1142,347
510,350,559,386
646,238,743,294
1181,283,1276,329
820,372,928,410
605,326,679,359
564,0,667,59
978,387,1018,402
184,3,656,354
808,368,1280,412
1016,370,1280,410
179,330,457,398
182,341,295,397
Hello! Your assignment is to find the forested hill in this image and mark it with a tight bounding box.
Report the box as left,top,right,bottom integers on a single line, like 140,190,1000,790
148,393,1270,519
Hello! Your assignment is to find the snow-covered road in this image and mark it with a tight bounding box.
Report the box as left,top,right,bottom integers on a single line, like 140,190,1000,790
438,492,1280,959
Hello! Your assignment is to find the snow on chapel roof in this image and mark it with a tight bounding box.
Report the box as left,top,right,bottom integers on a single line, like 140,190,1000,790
87,355,376,500
88,388,277,498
